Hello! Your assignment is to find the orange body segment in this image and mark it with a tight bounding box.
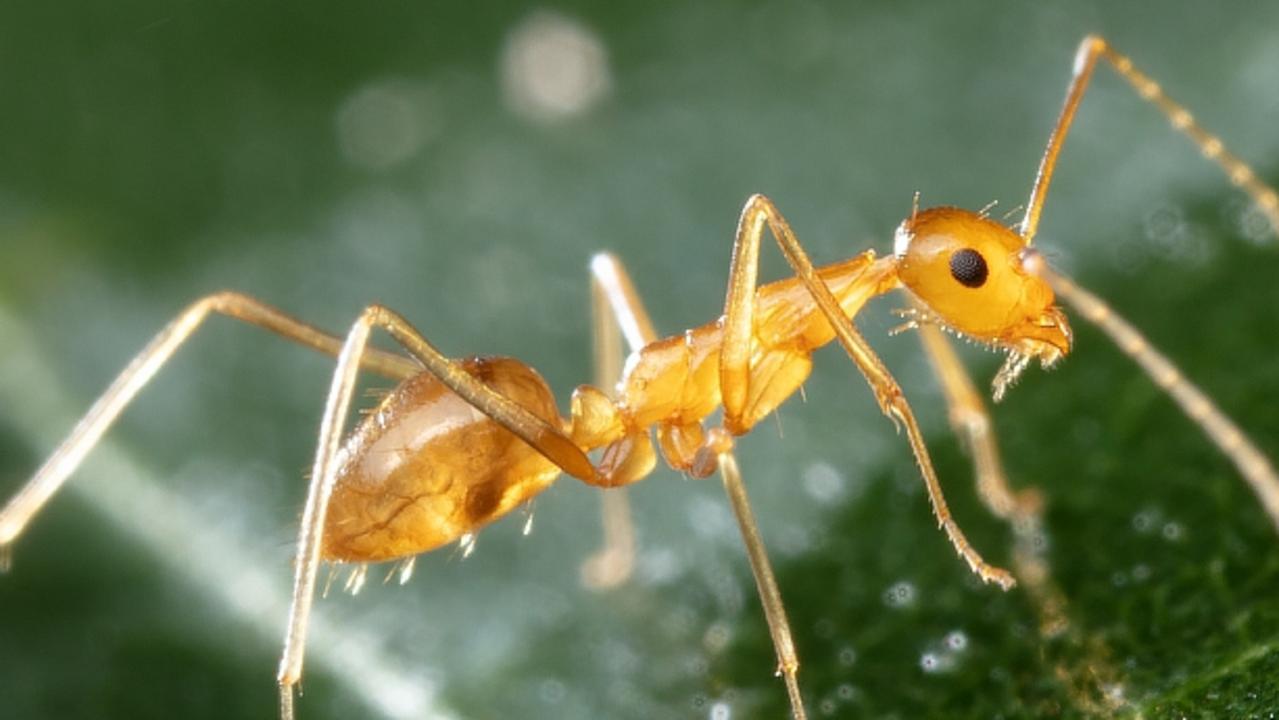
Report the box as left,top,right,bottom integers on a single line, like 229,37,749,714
318,206,1083,566
894,207,1071,364
322,357,563,562
321,252,902,562
621,253,890,440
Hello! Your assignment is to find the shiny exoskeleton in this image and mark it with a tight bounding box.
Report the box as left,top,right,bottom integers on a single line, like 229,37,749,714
320,205,1073,565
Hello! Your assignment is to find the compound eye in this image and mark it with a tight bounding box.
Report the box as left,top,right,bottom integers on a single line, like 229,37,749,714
949,248,988,288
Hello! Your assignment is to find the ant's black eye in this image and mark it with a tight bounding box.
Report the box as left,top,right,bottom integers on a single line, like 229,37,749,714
949,248,988,288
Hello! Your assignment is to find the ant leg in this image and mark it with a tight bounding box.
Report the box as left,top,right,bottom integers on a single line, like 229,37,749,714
279,306,388,720
912,323,1129,698
715,445,807,720
0,291,420,556
588,251,808,716
1017,35,1279,530
913,321,1041,523
1022,35,1279,243
912,322,1070,626
277,303,615,719
579,253,659,589
1037,267,1279,533
722,193,1015,589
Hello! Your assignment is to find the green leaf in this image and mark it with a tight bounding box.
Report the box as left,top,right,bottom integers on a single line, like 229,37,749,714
1,3,1277,719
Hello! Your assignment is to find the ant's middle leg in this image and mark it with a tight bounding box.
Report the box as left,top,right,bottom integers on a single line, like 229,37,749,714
585,252,810,718
579,253,659,589
910,321,1071,628
911,320,1042,524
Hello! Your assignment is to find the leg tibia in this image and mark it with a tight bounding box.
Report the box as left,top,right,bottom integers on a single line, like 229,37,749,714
580,253,657,589
916,322,1042,522
886,390,1016,590
0,291,417,551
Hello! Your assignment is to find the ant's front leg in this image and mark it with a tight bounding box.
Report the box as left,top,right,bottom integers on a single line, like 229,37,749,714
913,320,1043,524
719,193,1016,589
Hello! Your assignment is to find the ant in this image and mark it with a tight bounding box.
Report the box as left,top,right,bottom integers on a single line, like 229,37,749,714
2,35,1277,720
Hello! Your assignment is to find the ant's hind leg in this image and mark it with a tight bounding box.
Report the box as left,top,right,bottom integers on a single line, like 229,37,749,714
279,301,664,719
0,291,420,558
579,253,661,590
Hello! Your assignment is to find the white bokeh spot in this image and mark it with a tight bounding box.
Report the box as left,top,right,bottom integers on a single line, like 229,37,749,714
500,10,612,124
337,78,443,171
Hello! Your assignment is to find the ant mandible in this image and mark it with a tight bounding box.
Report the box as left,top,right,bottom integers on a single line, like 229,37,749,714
2,35,1277,720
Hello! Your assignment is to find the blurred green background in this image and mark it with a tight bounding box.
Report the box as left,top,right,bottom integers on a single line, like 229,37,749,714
1,2,1277,718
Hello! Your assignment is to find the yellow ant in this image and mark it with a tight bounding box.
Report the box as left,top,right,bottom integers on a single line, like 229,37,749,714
2,35,1277,720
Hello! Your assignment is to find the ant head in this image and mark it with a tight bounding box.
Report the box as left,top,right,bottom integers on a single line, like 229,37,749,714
893,206,1072,397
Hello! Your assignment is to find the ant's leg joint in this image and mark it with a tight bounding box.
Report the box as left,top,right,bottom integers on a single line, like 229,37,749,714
689,427,735,478
877,387,909,433
591,433,657,488
775,658,800,677
1075,35,1107,70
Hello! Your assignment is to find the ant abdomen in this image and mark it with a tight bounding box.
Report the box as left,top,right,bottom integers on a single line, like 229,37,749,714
322,356,563,563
